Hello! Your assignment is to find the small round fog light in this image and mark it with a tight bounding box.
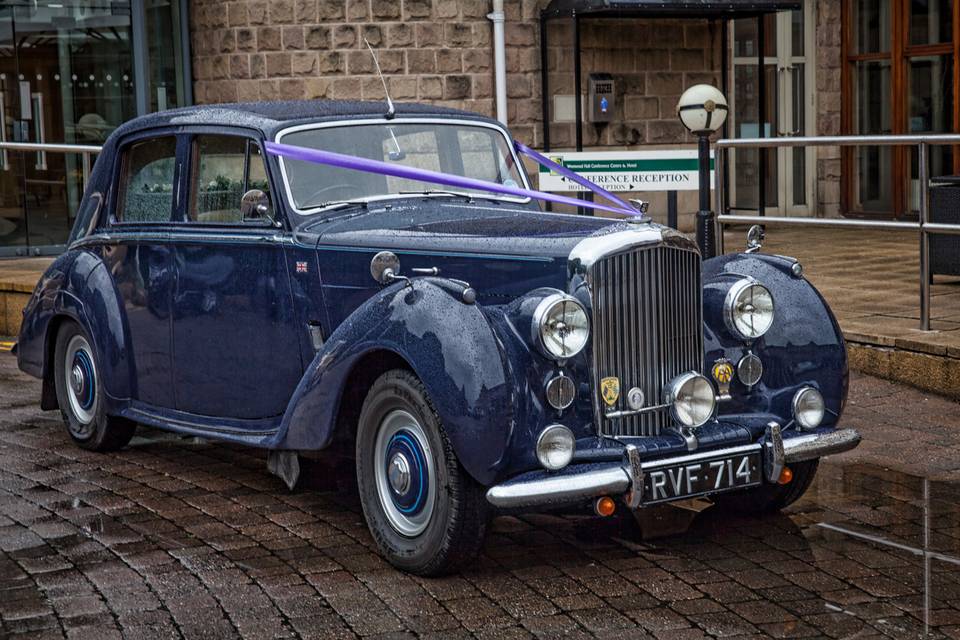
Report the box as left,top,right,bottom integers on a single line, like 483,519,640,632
545,375,575,410
737,353,763,387
536,424,574,471
792,387,825,430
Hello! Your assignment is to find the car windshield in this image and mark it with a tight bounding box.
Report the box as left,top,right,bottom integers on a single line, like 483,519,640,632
278,121,526,212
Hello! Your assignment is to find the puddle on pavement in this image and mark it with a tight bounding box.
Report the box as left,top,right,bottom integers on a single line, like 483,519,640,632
522,460,960,639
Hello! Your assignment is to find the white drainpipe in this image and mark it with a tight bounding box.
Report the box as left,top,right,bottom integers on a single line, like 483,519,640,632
488,0,508,126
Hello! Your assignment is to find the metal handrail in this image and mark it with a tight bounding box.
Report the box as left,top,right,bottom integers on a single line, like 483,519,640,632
0,140,103,187
713,133,960,331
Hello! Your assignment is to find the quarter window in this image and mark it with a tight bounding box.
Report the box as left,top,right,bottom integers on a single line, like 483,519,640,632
189,135,271,224
118,137,177,223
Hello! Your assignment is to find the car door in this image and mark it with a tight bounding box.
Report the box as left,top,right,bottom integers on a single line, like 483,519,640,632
100,133,181,408
169,130,303,420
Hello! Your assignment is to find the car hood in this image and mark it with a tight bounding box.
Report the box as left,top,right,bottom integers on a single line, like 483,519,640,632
296,198,675,302
298,198,625,259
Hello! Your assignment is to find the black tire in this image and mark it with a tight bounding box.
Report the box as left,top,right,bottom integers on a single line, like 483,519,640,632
53,320,136,452
356,369,488,576
717,459,819,514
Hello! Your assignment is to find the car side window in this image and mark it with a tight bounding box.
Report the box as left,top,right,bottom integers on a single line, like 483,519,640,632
117,137,177,223
189,135,271,224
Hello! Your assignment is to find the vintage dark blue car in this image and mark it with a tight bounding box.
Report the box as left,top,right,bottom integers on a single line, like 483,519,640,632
15,100,859,575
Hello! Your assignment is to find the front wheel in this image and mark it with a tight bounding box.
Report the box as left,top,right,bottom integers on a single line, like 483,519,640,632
53,321,136,452
718,459,819,514
356,369,488,576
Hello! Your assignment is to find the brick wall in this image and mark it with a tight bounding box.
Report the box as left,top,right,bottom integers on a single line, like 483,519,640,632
189,0,720,148
543,17,722,150
190,1,520,134
815,0,842,217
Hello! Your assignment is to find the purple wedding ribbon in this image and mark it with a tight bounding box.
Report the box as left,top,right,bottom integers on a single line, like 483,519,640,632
264,141,642,217
513,140,637,214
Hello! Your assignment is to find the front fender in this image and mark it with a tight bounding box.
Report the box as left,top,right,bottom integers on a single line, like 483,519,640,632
702,252,848,428
275,278,515,485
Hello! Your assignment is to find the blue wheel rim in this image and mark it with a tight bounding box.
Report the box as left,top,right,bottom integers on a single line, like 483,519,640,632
374,409,436,537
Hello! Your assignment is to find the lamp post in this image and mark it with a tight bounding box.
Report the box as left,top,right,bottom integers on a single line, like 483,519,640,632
677,85,728,259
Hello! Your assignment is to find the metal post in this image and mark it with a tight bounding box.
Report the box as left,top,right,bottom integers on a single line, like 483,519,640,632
697,134,715,258
919,141,931,330
540,13,550,153
131,0,150,116
81,152,91,189
539,13,552,212
667,190,678,229
715,145,725,254
757,14,766,217
178,0,195,106
573,11,586,215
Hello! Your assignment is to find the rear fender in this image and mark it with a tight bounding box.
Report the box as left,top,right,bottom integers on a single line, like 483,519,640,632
18,249,134,405
275,278,516,485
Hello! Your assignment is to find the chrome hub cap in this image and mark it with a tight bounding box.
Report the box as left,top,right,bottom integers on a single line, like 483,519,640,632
70,365,84,395
388,453,411,495
374,409,436,537
64,334,97,431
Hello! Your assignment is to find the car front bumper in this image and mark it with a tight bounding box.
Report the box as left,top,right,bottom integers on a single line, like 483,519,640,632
485,427,861,510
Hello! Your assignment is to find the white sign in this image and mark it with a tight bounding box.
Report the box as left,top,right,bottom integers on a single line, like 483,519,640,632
537,149,714,193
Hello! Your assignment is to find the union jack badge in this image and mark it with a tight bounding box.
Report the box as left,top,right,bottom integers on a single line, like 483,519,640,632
296,261,309,274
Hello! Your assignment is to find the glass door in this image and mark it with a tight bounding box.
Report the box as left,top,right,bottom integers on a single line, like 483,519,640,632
729,2,815,216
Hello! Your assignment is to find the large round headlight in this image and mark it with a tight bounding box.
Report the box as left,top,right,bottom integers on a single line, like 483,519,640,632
664,372,716,428
532,294,590,360
724,279,774,340
536,424,575,470
793,387,824,430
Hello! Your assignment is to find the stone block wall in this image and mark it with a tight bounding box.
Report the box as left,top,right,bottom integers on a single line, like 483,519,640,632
815,0,842,218
543,17,722,149
189,0,839,226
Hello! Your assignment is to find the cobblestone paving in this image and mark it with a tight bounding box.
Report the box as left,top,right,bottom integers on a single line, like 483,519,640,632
1,351,960,639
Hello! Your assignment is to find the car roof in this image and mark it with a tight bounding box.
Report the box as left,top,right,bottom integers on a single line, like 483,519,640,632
109,100,503,140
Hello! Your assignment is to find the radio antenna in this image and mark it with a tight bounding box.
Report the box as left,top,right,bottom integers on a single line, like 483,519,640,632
364,38,395,120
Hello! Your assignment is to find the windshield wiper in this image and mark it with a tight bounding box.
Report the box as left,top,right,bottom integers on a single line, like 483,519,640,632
398,190,472,199
304,199,369,213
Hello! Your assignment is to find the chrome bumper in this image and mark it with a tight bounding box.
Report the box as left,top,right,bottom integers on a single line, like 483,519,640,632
486,427,861,510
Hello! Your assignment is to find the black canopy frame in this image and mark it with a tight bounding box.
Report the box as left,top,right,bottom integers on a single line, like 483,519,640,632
539,0,801,215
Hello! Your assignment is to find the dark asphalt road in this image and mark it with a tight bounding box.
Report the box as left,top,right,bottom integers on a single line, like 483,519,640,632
1,348,959,639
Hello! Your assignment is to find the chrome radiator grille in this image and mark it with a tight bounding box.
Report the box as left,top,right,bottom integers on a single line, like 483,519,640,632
590,245,703,437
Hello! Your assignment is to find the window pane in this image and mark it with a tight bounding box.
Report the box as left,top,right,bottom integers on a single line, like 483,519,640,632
910,0,953,46
908,55,953,134
791,9,804,57
120,138,176,223
192,136,270,224
908,55,954,210
732,13,777,58
853,60,893,212
852,0,891,54
146,0,187,110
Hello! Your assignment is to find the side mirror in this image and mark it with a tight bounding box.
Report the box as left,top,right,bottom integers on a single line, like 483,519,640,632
745,225,764,254
370,251,402,285
241,189,279,227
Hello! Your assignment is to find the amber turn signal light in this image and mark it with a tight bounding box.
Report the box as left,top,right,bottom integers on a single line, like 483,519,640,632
594,496,616,517
778,467,794,485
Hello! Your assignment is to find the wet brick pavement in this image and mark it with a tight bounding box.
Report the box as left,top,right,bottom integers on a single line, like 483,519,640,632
1,349,960,639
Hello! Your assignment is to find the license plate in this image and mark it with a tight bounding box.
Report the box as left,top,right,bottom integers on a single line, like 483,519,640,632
642,449,762,505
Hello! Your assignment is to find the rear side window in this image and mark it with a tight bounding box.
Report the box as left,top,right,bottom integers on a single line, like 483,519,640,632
117,137,177,223
189,135,271,224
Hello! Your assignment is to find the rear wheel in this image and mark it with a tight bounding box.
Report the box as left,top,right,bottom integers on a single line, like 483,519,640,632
356,370,488,576
53,321,136,452
718,459,819,514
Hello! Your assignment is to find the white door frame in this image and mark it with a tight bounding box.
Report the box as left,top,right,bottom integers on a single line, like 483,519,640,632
728,1,817,216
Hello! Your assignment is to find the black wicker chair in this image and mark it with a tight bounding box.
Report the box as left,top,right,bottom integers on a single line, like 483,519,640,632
930,176,960,279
